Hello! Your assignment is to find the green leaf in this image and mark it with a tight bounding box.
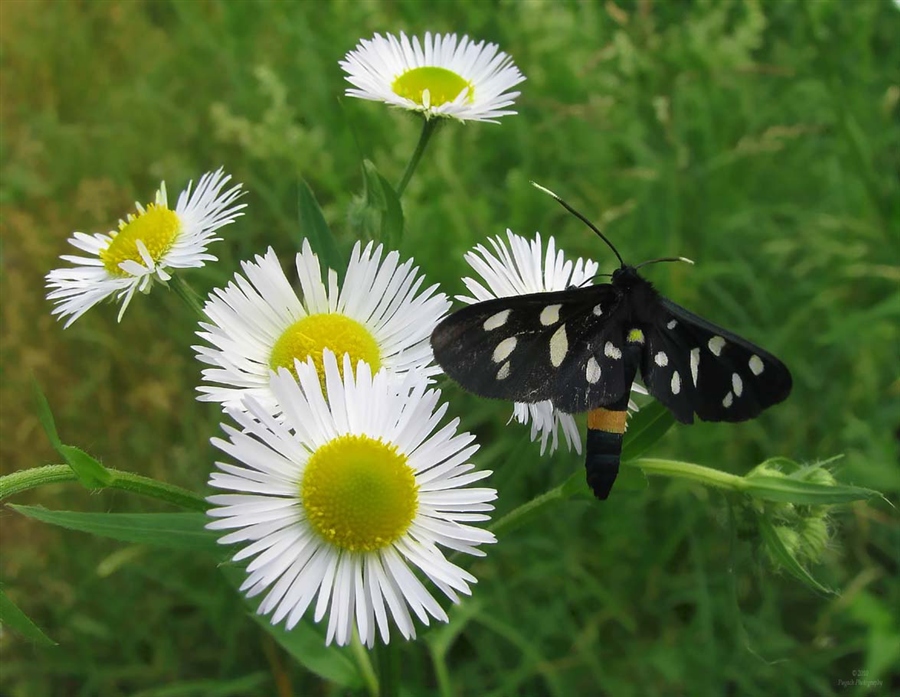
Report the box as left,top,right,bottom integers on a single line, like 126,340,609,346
130,673,271,697
32,380,62,449
621,401,675,462
0,586,56,646
58,444,112,487
362,159,404,247
298,180,344,277
9,505,221,553
613,464,649,492
755,512,833,594
32,382,111,487
744,475,883,505
219,566,363,689
559,470,591,499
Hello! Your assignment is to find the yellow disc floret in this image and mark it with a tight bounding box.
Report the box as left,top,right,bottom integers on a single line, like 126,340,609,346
269,314,382,381
392,67,473,107
100,204,181,277
302,434,418,552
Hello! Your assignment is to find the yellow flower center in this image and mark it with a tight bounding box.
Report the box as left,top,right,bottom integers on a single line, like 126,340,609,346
392,67,474,107
269,313,382,382
100,204,181,277
302,434,418,552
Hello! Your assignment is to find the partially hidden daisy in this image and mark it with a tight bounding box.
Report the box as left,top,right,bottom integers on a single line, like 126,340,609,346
46,168,245,327
457,230,644,454
207,351,496,646
340,31,525,123
196,240,451,414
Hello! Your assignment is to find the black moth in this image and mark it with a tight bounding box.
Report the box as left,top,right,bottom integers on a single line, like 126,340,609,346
430,186,792,500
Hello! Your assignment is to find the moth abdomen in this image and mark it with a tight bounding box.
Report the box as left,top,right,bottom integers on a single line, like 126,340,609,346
584,406,628,500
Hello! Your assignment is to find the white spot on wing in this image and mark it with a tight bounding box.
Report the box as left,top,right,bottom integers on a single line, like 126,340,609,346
492,337,517,363
749,355,764,376
671,371,681,395
497,361,511,380
690,348,700,387
540,304,561,326
586,356,602,384
483,310,511,331
723,391,734,408
708,335,726,356
732,373,743,397
655,351,668,367
604,341,622,359
667,319,678,330
593,304,604,316
549,325,568,367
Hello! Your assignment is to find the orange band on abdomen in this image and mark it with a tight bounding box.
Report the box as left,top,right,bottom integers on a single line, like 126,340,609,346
587,407,628,434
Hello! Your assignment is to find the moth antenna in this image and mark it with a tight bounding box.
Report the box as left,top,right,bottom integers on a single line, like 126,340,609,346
531,181,626,268
634,256,695,270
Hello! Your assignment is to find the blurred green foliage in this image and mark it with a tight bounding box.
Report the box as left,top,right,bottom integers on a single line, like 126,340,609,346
1,0,898,695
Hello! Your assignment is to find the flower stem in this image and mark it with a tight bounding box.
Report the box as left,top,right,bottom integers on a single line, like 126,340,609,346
375,641,401,697
396,118,439,197
490,459,747,539
171,276,207,319
349,635,379,697
0,464,208,511
626,458,747,492
489,479,568,537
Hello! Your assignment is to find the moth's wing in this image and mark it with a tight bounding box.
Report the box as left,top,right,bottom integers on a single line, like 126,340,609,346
430,285,629,409
548,297,639,413
640,298,792,424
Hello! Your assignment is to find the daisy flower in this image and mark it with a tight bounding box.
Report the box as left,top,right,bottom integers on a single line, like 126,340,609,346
207,351,496,646
340,31,525,123
457,230,644,454
196,240,451,414
46,168,245,327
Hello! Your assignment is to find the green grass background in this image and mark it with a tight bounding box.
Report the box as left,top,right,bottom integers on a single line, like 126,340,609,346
1,0,898,694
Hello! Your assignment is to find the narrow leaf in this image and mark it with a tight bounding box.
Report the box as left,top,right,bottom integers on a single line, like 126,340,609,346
756,512,833,594
59,444,112,487
613,465,649,492
219,566,363,688
0,586,56,646
32,381,62,449
9,505,220,553
362,159,404,247
298,180,344,276
745,475,883,505
621,401,675,462
32,382,112,487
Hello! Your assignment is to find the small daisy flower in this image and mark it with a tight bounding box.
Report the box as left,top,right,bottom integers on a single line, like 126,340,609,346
340,31,525,123
196,241,451,414
46,168,245,327
207,351,496,646
457,230,644,455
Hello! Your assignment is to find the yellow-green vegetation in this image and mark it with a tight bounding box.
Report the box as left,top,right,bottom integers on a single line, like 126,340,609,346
1,0,898,695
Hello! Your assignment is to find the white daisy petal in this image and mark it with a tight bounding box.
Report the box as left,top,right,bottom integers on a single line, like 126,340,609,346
196,241,451,415
206,352,495,647
458,229,642,453
340,31,525,123
46,168,245,327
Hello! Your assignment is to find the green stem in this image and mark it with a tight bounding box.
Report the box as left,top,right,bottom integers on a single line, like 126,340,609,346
489,458,748,539
396,118,439,197
489,479,569,537
0,464,208,512
625,458,747,492
375,640,400,697
171,276,207,319
349,635,379,697
432,649,453,697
